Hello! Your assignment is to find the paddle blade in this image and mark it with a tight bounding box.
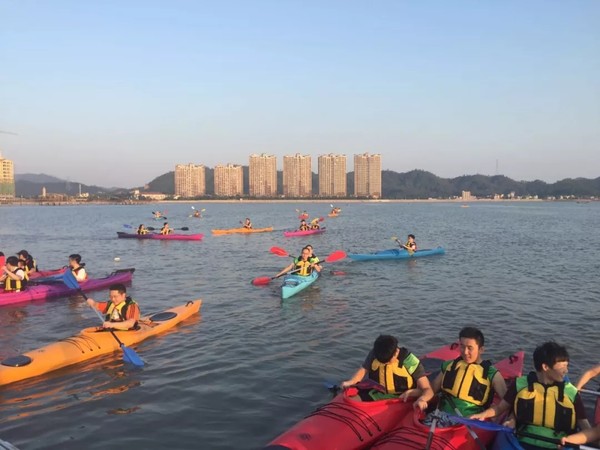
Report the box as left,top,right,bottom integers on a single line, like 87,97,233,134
251,276,273,286
270,246,290,257
330,270,346,276
325,251,347,263
180,227,189,231
191,206,195,209
62,268,80,290
147,226,156,231
121,344,144,367
123,224,133,229
318,217,325,222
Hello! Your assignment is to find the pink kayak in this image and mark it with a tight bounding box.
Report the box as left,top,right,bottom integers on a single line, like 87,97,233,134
117,232,203,241
0,268,135,307
283,227,327,237
265,342,462,450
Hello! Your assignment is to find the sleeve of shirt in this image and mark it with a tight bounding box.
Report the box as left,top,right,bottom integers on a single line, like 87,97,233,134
574,393,587,421
126,303,141,320
97,302,109,314
412,362,426,381
503,383,517,406
362,350,375,370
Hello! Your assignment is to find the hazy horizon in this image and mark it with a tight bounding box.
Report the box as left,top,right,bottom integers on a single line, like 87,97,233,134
2,1,599,188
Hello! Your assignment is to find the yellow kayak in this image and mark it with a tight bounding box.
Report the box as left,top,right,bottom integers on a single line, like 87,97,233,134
0,300,202,387
211,227,273,235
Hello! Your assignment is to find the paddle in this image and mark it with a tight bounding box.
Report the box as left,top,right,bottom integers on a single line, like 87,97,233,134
146,226,189,231
323,378,386,393
251,250,347,286
424,407,440,450
151,211,167,220
391,236,415,255
444,395,487,450
62,270,144,367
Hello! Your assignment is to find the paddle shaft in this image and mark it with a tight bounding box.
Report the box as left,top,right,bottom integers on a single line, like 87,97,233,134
445,395,487,450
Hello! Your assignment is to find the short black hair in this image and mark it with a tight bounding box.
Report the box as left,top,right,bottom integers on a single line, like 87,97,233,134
373,335,398,363
69,254,82,263
533,341,569,371
108,283,127,294
459,326,485,347
408,234,415,239
6,256,19,266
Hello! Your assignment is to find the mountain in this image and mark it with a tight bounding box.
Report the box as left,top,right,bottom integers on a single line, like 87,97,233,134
14,171,600,199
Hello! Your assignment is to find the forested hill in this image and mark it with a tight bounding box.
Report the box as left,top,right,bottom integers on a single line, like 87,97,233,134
15,170,600,198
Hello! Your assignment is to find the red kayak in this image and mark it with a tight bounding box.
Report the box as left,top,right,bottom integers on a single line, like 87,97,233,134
264,343,462,450
283,228,326,237
0,268,135,307
117,232,203,241
369,351,525,450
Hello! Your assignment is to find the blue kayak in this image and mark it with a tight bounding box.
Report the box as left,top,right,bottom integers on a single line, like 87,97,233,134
348,246,445,261
281,271,319,300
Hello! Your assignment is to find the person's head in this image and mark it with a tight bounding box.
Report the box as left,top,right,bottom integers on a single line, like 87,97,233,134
138,224,144,228
408,234,415,241
300,247,312,260
305,244,314,254
163,222,168,226
245,218,250,222
69,253,82,264
6,256,19,269
17,250,29,261
459,327,485,364
300,219,306,224
373,335,399,363
533,341,569,381
108,283,127,305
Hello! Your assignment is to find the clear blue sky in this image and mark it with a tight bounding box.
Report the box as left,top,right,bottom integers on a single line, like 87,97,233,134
1,0,599,188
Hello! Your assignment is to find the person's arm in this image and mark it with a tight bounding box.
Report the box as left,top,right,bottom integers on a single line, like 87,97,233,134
3,268,24,281
561,425,600,446
410,375,434,411
312,263,322,273
340,367,367,388
469,399,511,420
491,371,508,400
575,365,600,390
430,371,442,394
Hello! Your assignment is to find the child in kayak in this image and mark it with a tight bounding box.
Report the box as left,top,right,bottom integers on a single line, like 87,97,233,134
69,254,88,282
340,334,433,411
426,327,507,426
0,256,28,292
471,341,591,448
86,283,141,331
299,220,309,231
160,222,172,235
274,246,321,278
137,224,149,235
243,218,252,229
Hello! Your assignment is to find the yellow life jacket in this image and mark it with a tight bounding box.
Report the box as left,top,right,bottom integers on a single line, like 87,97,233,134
514,372,578,448
5,268,29,292
369,348,420,394
105,297,137,324
441,357,494,407
293,258,312,276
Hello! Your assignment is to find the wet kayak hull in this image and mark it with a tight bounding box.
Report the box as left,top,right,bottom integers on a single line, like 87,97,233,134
348,247,445,261
281,272,319,300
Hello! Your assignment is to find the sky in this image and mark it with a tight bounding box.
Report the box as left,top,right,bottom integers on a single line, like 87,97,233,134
1,0,599,188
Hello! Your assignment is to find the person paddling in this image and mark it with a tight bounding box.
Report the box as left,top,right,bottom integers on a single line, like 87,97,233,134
340,334,433,411
69,254,88,282
86,283,140,331
243,218,253,229
160,222,172,235
400,234,417,252
274,246,321,278
137,224,149,235
299,219,309,231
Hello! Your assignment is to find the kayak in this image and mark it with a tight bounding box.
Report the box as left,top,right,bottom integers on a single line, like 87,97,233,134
265,343,462,450
327,213,339,218
283,227,326,237
117,232,203,241
28,268,65,280
0,438,19,450
0,300,201,387
0,268,135,307
281,271,319,300
369,351,525,450
211,227,274,235
348,247,445,261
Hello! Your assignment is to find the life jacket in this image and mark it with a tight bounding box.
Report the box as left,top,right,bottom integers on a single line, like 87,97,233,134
137,228,148,235
440,357,494,414
405,241,417,251
514,372,578,448
310,224,320,230
4,268,29,292
72,265,88,281
368,348,420,394
299,224,309,231
105,297,138,325
293,258,313,276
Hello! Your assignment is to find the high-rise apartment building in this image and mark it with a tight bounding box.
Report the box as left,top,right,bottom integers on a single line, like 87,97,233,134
0,152,15,198
354,153,382,198
318,154,347,197
214,164,243,197
283,153,312,198
249,153,277,197
174,163,206,198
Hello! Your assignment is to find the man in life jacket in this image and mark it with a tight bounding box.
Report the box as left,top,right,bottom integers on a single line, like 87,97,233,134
86,283,140,331
310,218,320,230
69,254,88,282
137,224,149,235
274,246,322,279
1,256,29,292
471,341,591,449
340,334,433,411
160,222,172,235
299,220,309,231
427,327,507,425
243,218,253,229
400,234,417,252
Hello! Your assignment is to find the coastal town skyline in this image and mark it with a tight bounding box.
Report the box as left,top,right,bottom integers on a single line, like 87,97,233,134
2,2,599,188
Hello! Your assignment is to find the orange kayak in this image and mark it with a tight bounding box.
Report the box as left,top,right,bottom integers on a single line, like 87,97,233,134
211,227,273,235
0,300,201,386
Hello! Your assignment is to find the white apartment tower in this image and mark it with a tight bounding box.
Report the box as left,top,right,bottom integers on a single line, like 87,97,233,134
283,154,312,198
174,163,206,198
354,153,382,198
249,153,277,197
318,154,347,197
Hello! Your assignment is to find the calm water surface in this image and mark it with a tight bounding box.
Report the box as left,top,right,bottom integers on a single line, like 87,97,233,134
0,201,598,449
